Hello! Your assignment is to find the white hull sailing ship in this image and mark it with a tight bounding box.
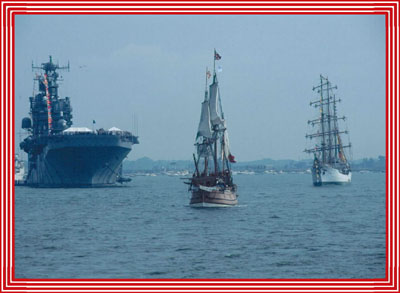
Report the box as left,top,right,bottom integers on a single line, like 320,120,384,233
187,51,238,207
305,75,352,186
311,164,352,185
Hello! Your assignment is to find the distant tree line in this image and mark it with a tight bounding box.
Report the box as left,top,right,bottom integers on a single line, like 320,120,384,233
123,156,386,173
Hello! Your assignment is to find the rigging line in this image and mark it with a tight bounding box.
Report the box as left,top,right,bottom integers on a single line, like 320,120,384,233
217,82,225,120
213,48,216,74
345,123,353,161
32,74,36,98
205,67,209,94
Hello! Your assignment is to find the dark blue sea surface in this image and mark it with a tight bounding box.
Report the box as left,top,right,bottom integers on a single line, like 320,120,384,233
15,172,385,279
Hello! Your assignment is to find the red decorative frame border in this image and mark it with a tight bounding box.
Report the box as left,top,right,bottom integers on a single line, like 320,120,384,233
1,1,396,292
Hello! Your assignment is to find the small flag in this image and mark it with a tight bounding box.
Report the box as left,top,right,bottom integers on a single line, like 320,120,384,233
228,154,236,163
206,70,211,79
93,120,96,124
214,50,221,60
217,65,223,73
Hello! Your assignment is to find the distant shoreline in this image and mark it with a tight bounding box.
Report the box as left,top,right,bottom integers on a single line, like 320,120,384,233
123,156,386,174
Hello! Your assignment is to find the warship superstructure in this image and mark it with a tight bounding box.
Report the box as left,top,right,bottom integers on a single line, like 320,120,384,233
186,51,238,207
305,75,352,186
20,56,138,187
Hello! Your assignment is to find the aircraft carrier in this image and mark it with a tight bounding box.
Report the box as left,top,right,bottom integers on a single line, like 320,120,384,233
19,56,139,187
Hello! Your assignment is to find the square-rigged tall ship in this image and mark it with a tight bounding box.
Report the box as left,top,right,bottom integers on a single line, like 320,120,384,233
305,75,352,186
19,56,139,187
186,51,238,207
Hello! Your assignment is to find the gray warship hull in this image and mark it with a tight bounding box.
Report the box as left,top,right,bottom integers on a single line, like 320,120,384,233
20,57,139,188
25,133,134,187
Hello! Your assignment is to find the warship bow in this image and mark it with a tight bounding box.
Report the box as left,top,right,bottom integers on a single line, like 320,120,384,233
20,56,139,187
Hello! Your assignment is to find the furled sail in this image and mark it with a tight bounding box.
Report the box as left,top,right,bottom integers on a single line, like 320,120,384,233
223,129,230,159
209,82,224,126
196,101,213,139
223,130,236,163
337,134,347,163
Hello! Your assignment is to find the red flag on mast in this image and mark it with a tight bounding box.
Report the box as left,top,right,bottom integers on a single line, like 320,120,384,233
214,50,221,60
228,154,236,163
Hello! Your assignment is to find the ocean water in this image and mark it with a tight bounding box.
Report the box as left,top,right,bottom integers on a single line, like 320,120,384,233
15,172,385,279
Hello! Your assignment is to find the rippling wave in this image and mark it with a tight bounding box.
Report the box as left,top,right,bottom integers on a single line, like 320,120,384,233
15,172,385,279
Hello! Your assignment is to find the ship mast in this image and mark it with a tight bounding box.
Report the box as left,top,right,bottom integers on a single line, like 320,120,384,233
212,73,219,175
305,75,350,165
194,50,234,178
212,51,218,175
318,76,326,163
204,68,209,176
333,94,338,160
326,78,332,163
31,56,71,136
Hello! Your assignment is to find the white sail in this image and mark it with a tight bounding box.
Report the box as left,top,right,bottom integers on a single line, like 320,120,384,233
209,82,224,126
223,129,232,160
196,101,213,139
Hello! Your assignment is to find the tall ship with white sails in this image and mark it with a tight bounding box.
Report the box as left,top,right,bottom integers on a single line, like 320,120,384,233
186,51,238,207
305,75,352,186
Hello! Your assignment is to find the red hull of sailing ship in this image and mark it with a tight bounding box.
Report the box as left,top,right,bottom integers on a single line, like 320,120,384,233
190,189,238,207
189,175,238,207
190,181,238,207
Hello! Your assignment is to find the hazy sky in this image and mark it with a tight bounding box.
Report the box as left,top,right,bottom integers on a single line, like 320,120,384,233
15,15,385,161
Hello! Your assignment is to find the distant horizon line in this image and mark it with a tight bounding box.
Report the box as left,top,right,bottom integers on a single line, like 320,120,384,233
127,155,386,162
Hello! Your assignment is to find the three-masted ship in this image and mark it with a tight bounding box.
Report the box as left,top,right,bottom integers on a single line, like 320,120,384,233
187,51,238,207
305,75,352,186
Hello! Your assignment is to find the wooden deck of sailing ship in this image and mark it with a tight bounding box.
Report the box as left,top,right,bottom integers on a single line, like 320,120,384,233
189,173,237,207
